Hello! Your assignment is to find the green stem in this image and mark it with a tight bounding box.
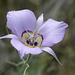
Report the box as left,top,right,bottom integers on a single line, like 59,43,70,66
6,54,31,75
22,54,31,64
22,54,31,75
23,63,29,75
6,59,23,67
25,54,31,63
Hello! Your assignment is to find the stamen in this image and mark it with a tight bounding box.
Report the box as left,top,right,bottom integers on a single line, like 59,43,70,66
21,30,43,48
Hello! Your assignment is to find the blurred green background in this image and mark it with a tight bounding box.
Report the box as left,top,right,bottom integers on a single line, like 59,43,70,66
0,0,75,75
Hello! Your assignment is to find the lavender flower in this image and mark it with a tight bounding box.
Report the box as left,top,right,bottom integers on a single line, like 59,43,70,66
0,9,68,64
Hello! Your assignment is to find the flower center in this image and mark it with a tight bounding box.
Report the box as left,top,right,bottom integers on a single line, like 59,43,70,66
21,30,43,48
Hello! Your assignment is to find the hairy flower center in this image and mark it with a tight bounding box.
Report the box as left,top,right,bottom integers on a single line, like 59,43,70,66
21,30,43,48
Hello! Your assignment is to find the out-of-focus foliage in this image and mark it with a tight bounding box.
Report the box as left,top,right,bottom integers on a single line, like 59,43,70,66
0,0,75,75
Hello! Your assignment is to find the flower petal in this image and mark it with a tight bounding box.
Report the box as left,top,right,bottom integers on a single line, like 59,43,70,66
33,14,43,35
41,47,62,65
11,38,42,59
38,19,68,47
36,14,43,30
7,9,36,38
0,34,19,39
19,46,42,59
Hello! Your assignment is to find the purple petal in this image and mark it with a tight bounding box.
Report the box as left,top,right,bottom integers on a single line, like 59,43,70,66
38,19,68,47
36,14,43,30
11,38,42,59
7,9,36,38
33,14,43,36
0,34,19,39
41,47,62,65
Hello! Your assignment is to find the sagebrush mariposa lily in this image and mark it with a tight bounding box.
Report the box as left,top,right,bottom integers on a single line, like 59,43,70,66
0,9,68,64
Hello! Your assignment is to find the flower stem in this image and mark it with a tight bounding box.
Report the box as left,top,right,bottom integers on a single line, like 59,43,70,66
6,54,31,75
22,54,31,64
25,54,31,63
6,59,23,67
23,63,29,75
22,54,31,75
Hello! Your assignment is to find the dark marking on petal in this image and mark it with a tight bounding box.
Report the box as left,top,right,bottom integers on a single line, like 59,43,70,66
26,40,29,44
21,31,26,37
34,42,38,46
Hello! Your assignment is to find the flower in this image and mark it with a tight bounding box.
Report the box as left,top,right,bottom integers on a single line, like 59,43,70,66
0,9,68,64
